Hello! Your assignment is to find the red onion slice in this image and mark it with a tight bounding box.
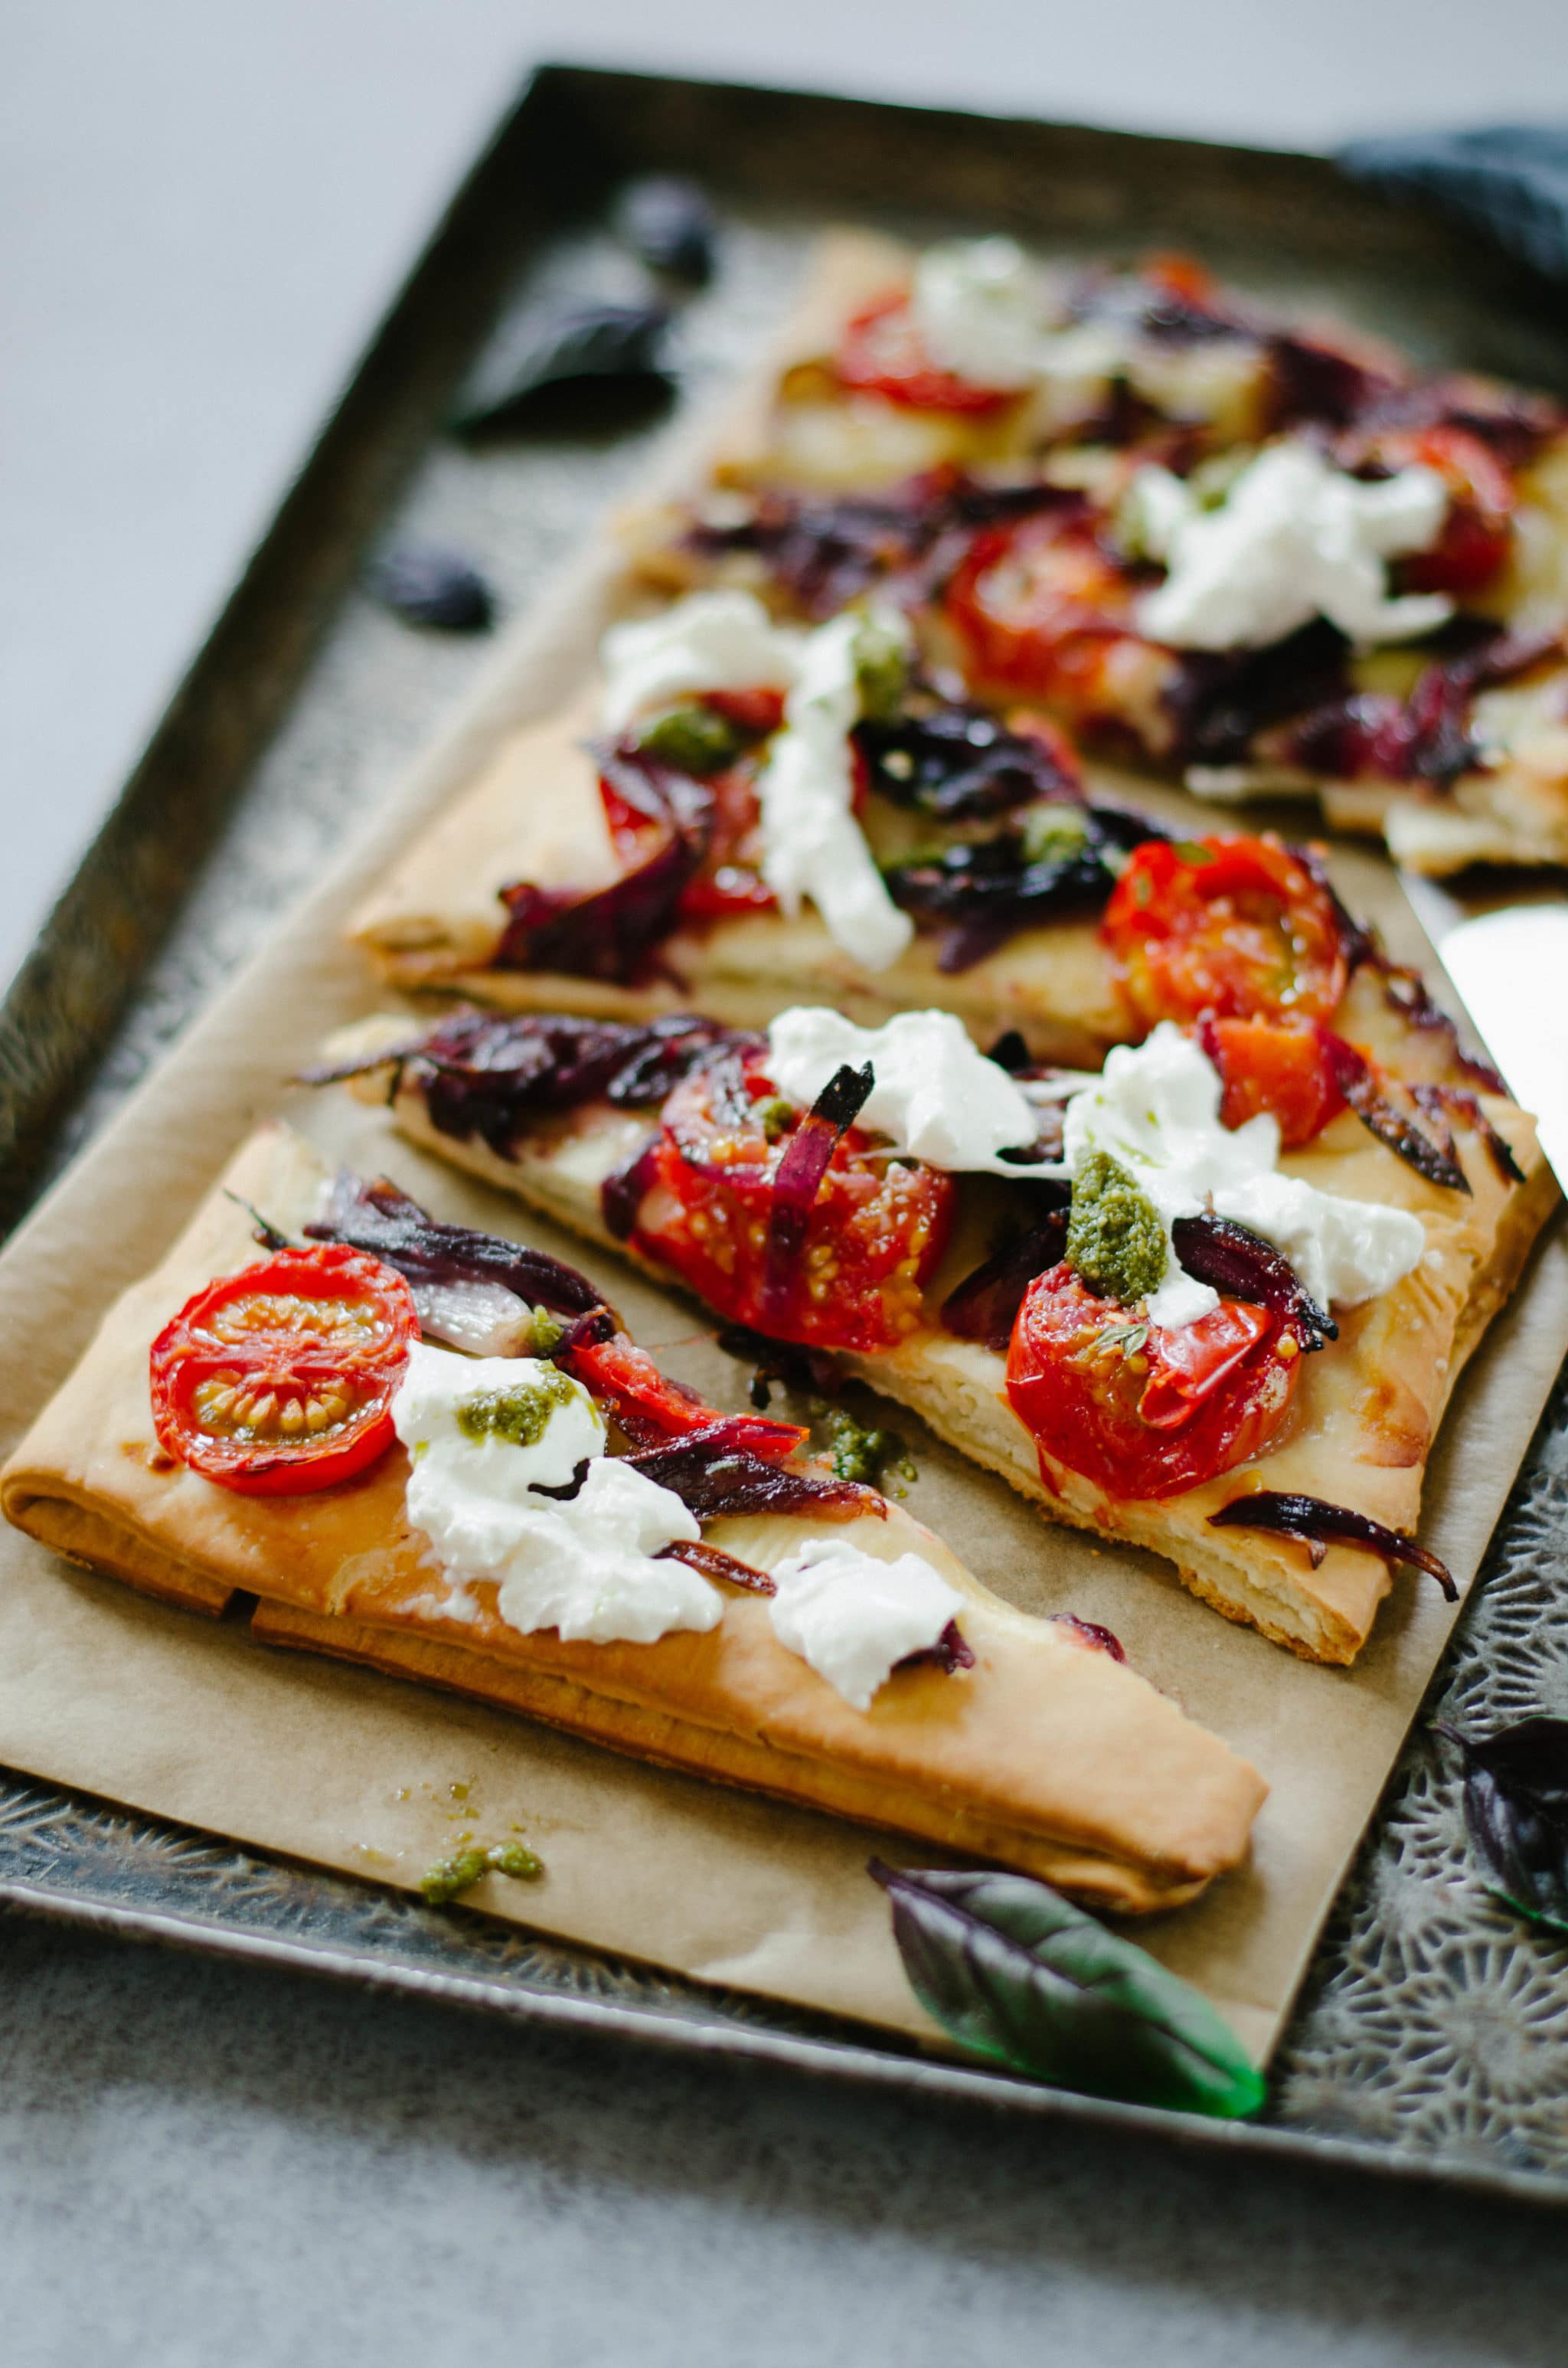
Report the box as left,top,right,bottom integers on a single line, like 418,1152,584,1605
1208,1490,1456,1599
759,1061,876,1332
658,1539,776,1594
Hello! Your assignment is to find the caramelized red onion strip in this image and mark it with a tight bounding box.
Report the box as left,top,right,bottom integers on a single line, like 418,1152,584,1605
1208,1492,1456,1600
1170,1214,1336,1351
307,1173,605,1318
940,1206,1070,1352
658,1539,776,1594
1324,1038,1471,1193
759,1061,876,1331
624,1431,884,1524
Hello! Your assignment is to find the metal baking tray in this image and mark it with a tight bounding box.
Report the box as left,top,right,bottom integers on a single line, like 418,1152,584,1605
4,62,1567,2206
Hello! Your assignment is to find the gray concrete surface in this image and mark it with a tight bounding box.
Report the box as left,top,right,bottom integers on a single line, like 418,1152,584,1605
6,6,1568,2360
2,1910,1566,2368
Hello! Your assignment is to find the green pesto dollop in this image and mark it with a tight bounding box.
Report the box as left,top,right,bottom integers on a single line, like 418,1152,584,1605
456,1366,579,1448
822,1405,917,1493
529,1305,565,1353
420,1838,544,1907
631,702,745,775
1064,1148,1168,1307
1020,802,1092,867
754,1095,796,1143
852,612,911,721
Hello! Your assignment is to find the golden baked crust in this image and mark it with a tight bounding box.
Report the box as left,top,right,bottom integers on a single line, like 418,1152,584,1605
0,1123,1266,1914
351,1055,1554,1668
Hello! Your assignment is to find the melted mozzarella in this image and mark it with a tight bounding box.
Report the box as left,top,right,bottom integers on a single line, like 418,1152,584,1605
1063,1024,1426,1326
599,591,803,734
765,1006,1041,1172
767,1536,962,1710
1132,442,1453,651
392,1343,715,1645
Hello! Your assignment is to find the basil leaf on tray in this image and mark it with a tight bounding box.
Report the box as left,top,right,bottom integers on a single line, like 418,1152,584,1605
869,1860,1265,2119
1446,1718,1568,1938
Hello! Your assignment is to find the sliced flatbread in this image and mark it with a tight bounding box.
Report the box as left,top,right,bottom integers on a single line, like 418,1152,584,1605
330,1026,1554,1667
0,1122,1266,1915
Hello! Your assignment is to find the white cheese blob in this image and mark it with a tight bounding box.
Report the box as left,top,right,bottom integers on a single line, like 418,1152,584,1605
1132,442,1454,652
599,590,804,734
909,237,1047,390
765,1006,1042,1173
1063,1023,1426,1327
599,590,914,973
392,1343,715,1645
909,239,1260,430
754,609,916,972
767,1536,962,1711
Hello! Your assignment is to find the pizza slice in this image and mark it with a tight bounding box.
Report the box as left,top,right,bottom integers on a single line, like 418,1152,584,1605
317,998,1553,1667
0,1122,1267,1914
348,585,1514,1088
622,231,1568,872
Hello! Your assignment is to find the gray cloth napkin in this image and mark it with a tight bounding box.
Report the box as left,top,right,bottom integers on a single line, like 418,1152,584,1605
1340,126,1568,287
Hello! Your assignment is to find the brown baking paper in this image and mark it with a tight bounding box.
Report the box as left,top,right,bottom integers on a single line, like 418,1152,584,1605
1,302,1565,2071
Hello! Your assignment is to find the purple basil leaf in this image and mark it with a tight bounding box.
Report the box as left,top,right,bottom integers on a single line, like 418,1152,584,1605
452,302,672,435
616,175,715,283
1207,1490,1455,1599
366,543,495,633
1442,1719,1568,1938
867,1861,1265,2118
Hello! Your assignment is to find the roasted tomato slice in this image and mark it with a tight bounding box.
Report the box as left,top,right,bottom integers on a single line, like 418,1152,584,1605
835,289,1019,415
1200,1016,1348,1147
1005,1263,1301,1500
1357,424,1517,599
149,1245,417,1495
1103,834,1349,1029
629,1055,955,1355
943,511,1146,717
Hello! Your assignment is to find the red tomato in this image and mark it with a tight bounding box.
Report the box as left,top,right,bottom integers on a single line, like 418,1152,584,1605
835,289,1019,414
149,1245,417,1495
944,512,1144,717
1200,1016,1348,1148
1370,426,1517,598
600,758,776,924
630,1058,955,1355
1103,835,1349,1029
1005,1263,1301,1500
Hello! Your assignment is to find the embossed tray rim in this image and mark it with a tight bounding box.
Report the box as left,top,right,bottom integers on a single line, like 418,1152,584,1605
5,61,1568,2206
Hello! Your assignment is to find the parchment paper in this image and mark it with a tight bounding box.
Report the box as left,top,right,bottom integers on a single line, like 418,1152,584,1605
1,335,1564,2072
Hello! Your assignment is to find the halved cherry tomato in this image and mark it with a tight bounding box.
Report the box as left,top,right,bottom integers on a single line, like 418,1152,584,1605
1363,425,1517,599
1103,835,1349,1029
149,1245,417,1495
944,512,1145,716
835,289,1019,415
629,1058,955,1355
1005,1263,1300,1500
1200,1016,1348,1148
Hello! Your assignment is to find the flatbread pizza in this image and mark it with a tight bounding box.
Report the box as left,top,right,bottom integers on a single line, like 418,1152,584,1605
622,231,1568,873
0,1123,1266,1915
318,999,1553,1667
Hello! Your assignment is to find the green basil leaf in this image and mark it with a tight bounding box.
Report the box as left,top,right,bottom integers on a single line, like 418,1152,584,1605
870,1860,1265,2119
